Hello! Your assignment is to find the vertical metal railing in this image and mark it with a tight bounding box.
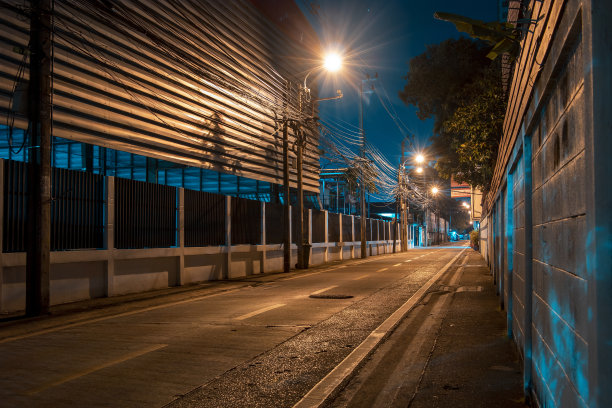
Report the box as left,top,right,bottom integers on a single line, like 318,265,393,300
115,178,176,249
184,189,225,247
311,209,326,243
341,214,352,242
3,160,28,252
231,197,261,245
51,167,104,250
3,160,105,252
328,213,340,243
265,202,284,244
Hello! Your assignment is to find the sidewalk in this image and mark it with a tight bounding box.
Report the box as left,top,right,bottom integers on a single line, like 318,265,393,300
408,250,527,407
328,248,527,408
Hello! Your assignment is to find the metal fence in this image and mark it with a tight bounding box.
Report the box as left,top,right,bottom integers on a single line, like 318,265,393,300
3,160,28,252
265,202,284,244
231,197,261,245
184,189,225,247
2,160,396,253
115,178,176,249
2,160,105,252
327,213,340,243
311,209,326,243
51,167,105,250
341,214,352,242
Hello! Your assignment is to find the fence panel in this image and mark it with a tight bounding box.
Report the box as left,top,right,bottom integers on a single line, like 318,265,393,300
354,217,362,242
184,189,225,247
3,160,105,252
341,214,352,242
3,160,28,252
291,208,310,244
366,218,373,241
51,167,105,250
265,202,284,244
311,209,326,243
231,197,261,245
328,213,340,243
115,178,176,249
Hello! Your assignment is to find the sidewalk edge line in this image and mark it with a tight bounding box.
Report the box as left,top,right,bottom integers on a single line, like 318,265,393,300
293,249,467,408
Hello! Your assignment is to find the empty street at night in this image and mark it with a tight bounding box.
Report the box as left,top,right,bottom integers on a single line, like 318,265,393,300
0,243,525,407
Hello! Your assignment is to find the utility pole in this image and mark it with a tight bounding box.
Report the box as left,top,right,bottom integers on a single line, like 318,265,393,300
283,83,290,273
26,0,52,316
359,80,367,259
296,88,306,269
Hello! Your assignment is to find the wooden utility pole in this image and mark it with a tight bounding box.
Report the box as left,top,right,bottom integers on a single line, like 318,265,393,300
26,0,52,316
283,119,290,273
359,80,366,259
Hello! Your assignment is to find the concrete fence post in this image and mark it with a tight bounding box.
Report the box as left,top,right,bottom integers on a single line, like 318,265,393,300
225,196,231,279
261,201,266,273
308,209,312,265
177,188,185,286
324,210,328,263
351,215,355,259
339,214,343,261
105,176,115,297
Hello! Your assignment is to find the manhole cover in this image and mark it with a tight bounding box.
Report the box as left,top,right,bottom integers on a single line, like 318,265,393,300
309,294,354,299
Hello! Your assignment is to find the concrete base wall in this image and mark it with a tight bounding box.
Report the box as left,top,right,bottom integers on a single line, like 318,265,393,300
0,240,398,314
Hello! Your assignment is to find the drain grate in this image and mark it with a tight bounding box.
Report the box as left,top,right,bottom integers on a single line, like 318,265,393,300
309,294,354,299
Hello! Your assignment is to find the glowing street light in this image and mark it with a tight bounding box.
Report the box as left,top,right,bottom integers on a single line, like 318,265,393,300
431,186,439,195
416,167,423,173
415,154,425,164
323,52,342,72
295,52,343,270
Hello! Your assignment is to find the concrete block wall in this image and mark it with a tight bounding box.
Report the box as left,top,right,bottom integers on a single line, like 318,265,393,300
481,0,612,406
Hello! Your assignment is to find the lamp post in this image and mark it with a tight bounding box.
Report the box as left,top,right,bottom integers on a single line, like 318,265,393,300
295,54,342,269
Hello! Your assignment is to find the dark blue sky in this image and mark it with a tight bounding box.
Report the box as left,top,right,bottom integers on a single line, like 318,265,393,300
300,0,498,169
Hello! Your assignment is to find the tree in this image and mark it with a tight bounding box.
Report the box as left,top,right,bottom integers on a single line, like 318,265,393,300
398,38,491,133
437,64,505,189
399,38,505,191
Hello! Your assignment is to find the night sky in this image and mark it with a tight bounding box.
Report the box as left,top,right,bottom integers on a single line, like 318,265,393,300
300,0,498,169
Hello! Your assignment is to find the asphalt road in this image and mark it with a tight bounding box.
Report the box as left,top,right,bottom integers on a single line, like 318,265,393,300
0,244,468,408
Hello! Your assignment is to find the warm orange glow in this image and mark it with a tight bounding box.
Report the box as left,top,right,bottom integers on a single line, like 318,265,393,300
415,154,425,164
431,186,439,195
416,167,423,173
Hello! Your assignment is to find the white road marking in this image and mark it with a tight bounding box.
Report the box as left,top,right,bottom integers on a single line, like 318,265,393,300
234,303,285,321
352,275,369,280
404,259,412,263
284,271,324,281
377,268,389,272
310,286,338,295
26,343,168,395
393,263,402,267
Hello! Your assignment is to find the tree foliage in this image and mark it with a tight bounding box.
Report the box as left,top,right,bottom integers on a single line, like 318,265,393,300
399,38,505,191
399,38,491,133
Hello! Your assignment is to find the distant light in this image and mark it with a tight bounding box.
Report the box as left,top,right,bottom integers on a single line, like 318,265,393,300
431,186,439,195
416,167,423,173
324,53,342,72
415,154,425,164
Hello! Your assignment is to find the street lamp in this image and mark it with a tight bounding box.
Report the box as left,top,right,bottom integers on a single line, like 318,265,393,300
431,186,439,195
415,154,425,164
416,167,423,173
294,53,343,269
